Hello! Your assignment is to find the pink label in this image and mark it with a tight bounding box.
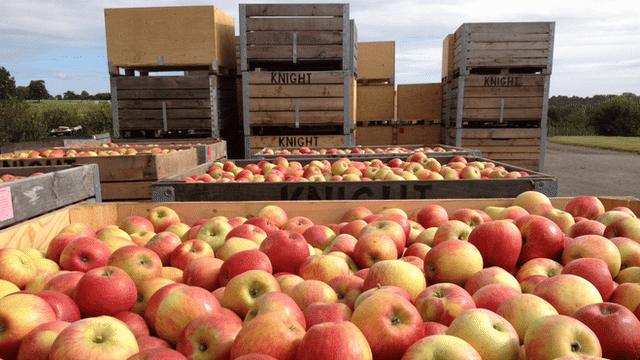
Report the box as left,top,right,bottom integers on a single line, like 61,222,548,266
0,187,14,222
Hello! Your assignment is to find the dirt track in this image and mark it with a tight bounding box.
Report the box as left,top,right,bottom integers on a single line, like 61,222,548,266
543,143,640,197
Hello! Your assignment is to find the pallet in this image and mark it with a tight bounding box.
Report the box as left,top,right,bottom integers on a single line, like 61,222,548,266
110,74,237,139
356,84,395,123
397,84,442,123
239,4,356,72
357,41,395,83
242,70,356,133
0,165,101,229
451,22,555,76
245,134,354,157
105,6,236,75
152,155,557,201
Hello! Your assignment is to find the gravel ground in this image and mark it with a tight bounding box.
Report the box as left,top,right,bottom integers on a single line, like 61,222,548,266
543,142,640,197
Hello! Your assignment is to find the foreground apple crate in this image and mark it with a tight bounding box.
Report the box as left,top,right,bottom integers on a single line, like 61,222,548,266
0,149,198,201
251,144,481,160
151,156,558,201
0,196,638,251
0,164,100,229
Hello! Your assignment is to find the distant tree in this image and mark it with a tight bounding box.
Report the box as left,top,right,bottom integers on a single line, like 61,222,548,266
80,90,90,100
0,67,16,100
15,86,28,100
63,90,79,100
27,80,49,100
55,94,62,100
94,92,111,100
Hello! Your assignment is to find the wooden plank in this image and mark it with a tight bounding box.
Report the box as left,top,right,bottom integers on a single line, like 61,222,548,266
249,98,344,112
397,125,441,145
250,135,346,149
475,146,540,153
0,208,72,250
248,71,344,85
355,126,395,146
466,58,550,68
119,119,212,130
468,41,550,50
463,86,544,97
247,45,343,60
249,111,344,125
463,75,546,87
114,76,209,90
442,34,455,79
463,138,540,146
461,97,543,109
397,83,442,121
467,49,549,59
118,99,211,109
460,128,541,139
249,84,344,98
358,41,395,82
465,22,553,34
483,152,541,160
244,4,346,17
118,108,212,120
247,31,343,45
467,33,551,42
246,18,343,31
463,107,542,119
116,89,211,100
101,181,152,201
356,85,395,121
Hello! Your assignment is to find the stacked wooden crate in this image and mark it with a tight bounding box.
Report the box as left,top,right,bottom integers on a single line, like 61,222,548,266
105,6,237,139
396,83,443,145
239,3,357,157
441,22,555,170
355,41,396,145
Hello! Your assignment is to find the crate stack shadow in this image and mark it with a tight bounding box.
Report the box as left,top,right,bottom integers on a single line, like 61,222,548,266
239,3,357,157
441,22,555,171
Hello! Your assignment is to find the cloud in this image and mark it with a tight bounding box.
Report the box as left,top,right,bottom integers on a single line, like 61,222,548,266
0,0,638,95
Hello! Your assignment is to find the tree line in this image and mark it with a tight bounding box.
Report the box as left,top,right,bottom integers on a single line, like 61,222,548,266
0,67,110,101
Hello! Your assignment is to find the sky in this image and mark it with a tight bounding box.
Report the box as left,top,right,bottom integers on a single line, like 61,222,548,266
1,0,639,97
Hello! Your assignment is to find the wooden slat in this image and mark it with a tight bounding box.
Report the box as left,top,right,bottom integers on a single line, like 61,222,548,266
467,33,550,43
472,146,540,153
244,4,346,17
249,98,344,111
116,89,211,100
463,108,542,119
0,208,72,250
119,119,212,130
249,111,344,125
463,75,546,87
397,125,441,145
459,128,541,139
250,134,346,149
247,45,343,60
248,71,344,85
465,22,553,34
249,84,344,98
466,58,550,68
101,181,152,200
461,97,544,109
483,152,541,160
114,76,210,90
462,138,540,146
246,18,343,31
247,31,343,45
118,99,211,109
468,41,550,51
467,49,549,59
463,86,544,97
118,108,212,120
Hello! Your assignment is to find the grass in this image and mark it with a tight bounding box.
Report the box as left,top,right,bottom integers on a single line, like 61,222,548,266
26,100,111,115
548,136,640,153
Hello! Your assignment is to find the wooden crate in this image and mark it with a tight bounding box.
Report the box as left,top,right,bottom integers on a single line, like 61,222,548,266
397,84,442,122
242,70,356,133
356,84,395,122
98,139,228,164
442,34,455,81
0,165,100,229
252,144,480,160
452,22,555,76
152,155,558,201
356,126,395,146
110,74,237,138
245,134,354,157
357,41,395,83
447,127,543,170
239,3,356,72
1,149,198,201
397,124,441,145
2,197,638,250
0,134,110,154
105,6,235,74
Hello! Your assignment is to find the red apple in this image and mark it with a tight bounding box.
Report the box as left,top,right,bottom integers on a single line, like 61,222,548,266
257,205,289,228
120,215,155,234
16,320,69,360
415,283,475,325
43,271,83,297
516,215,564,264
0,293,57,359
282,216,314,235
180,257,222,290
169,239,214,270
226,223,268,245
145,232,182,265
516,258,563,281
339,219,368,238
0,248,37,289
424,240,483,286
468,220,522,271
244,292,306,328
107,245,162,285
472,283,521,312
296,321,371,360
363,259,426,300
450,208,484,227
303,302,352,328
219,250,272,286
341,207,373,222
114,311,149,337
422,321,448,336
562,258,615,300
569,220,606,237
402,334,481,359
353,232,398,268
291,280,338,311
35,290,80,322
136,335,170,352
46,232,78,263
604,217,640,242
416,205,449,229
328,275,364,310
221,270,280,317
565,196,606,220
260,230,310,274
432,220,472,245
129,347,187,360
465,266,521,295
534,274,603,316
303,225,336,249
58,236,111,272
74,266,137,316
404,243,430,259
230,313,305,359
176,311,242,360
562,235,622,278
323,233,357,257
148,206,180,232
244,217,279,236
523,314,602,360
360,220,407,255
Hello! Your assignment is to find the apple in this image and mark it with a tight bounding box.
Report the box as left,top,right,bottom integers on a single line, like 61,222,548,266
120,215,155,234
416,205,449,229
49,316,139,360
276,274,304,295
0,279,19,298
565,196,606,220
450,208,484,227
176,311,242,360
610,283,640,311
432,220,472,245
496,293,558,343
129,347,187,360
534,274,603,316
43,271,84,297
323,233,357,257
328,275,364,310
33,258,60,275
230,313,305,359
402,334,481,360
136,335,170,352
296,321,371,360
303,302,352,328
544,208,576,234
226,224,268,245
74,266,137,316
424,240,483,286
148,206,180,232
407,220,425,244
569,220,606,237
0,248,36,288
403,243,430,259
351,291,423,360
562,258,615,300
46,233,78,263
342,206,374,222
291,279,338,310
244,292,305,328
523,315,602,360
161,266,183,282
359,220,407,256
597,210,633,227
107,245,162,285
468,220,522,271
182,257,223,291
299,254,350,283
0,293,57,359
413,227,438,246
59,236,112,272
472,283,521,312
131,277,174,315
339,220,368,237
221,270,280,317
218,249,271,286
60,223,95,238
496,206,529,221
611,237,640,269
605,217,640,242
169,239,214,270
563,235,621,278
145,232,182,265
352,232,398,268
516,258,563,281
513,191,552,212
112,311,149,338
16,320,69,360
145,284,221,343
447,308,519,360
257,205,289,228
465,266,521,295
260,230,310,274
516,215,564,264
35,290,80,322
363,259,426,300
196,219,232,250
415,283,475,325
303,225,336,250
96,227,132,242
617,266,640,283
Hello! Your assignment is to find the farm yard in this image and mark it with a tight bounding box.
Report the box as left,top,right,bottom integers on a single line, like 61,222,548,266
1,1,640,360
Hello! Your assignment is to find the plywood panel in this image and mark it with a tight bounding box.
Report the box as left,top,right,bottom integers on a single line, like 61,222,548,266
358,41,395,82
357,85,395,121
397,83,442,121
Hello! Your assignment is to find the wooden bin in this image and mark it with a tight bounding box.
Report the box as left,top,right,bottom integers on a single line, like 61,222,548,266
397,83,442,123
0,165,100,229
357,41,395,83
356,84,395,123
239,3,356,72
110,74,237,138
151,155,558,201
397,124,442,145
83,139,228,165
105,6,236,74
2,197,638,251
251,144,480,160
1,149,198,201
356,126,395,146
245,134,355,158
451,22,555,76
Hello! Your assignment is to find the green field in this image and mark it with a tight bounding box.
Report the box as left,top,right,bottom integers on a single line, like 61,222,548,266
548,136,640,153
26,100,111,115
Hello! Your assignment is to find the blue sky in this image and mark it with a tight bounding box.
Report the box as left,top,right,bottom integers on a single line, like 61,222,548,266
1,0,639,96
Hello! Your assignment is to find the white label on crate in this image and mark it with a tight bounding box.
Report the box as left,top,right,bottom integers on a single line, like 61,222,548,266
0,187,14,221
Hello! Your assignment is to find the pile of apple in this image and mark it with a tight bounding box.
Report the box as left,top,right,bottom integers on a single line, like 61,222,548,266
3,147,182,159
0,172,44,183
256,146,454,156
183,153,530,183
0,192,639,359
